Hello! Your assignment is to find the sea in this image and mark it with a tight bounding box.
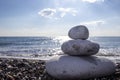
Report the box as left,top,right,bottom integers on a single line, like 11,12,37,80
0,36,120,62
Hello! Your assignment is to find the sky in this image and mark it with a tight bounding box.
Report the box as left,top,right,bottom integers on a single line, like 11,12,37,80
0,0,120,37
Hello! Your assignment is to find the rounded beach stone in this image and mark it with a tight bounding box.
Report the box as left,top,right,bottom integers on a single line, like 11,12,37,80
46,55,116,80
68,25,89,40
61,39,100,56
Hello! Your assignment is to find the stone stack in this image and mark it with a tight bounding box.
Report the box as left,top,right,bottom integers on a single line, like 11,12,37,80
46,25,116,80
62,25,99,56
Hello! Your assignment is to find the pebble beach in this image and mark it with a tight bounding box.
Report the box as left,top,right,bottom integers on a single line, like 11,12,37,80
0,58,120,80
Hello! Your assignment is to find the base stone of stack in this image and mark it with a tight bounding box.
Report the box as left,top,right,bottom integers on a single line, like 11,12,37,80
61,39,100,56
46,55,116,80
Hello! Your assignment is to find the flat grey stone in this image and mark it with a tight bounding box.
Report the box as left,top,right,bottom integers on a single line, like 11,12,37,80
61,39,100,56
68,25,89,40
46,55,116,80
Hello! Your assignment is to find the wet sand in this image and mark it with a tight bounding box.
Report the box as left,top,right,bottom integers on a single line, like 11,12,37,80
0,58,120,80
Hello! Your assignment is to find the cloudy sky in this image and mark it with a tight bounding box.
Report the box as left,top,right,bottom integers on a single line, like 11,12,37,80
0,0,120,36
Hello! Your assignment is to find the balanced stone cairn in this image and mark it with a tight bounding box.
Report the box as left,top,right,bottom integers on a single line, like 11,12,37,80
46,25,116,80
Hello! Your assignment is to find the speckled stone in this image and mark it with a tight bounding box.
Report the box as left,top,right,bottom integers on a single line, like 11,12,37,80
61,39,100,56
68,25,89,40
46,55,116,80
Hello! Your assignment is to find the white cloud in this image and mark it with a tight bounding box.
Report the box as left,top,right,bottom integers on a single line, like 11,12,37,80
58,8,78,17
38,8,78,19
82,0,104,3
38,8,56,19
81,20,105,26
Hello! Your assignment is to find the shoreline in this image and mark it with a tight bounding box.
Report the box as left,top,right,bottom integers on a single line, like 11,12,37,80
0,55,120,63
0,57,120,80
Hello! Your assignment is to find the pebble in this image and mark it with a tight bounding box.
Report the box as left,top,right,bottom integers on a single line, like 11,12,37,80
0,58,45,80
68,25,89,40
61,39,100,56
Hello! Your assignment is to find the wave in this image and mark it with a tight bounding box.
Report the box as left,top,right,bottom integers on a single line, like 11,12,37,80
97,48,120,56
0,36,120,59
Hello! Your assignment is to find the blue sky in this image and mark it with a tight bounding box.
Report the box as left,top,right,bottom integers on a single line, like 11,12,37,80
0,0,120,36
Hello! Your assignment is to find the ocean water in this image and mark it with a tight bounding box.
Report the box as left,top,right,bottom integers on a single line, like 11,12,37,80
0,36,120,60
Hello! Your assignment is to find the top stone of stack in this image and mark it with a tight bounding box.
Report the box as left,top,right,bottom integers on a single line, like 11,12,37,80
68,25,89,40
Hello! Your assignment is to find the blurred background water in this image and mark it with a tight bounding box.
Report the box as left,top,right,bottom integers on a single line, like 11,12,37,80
0,36,120,60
